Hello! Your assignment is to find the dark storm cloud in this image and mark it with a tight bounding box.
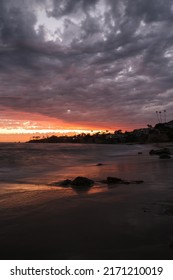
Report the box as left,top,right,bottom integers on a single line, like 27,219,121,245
0,0,173,130
126,0,173,22
49,0,99,17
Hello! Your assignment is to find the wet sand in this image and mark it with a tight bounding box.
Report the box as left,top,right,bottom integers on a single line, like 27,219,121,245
1,182,173,259
0,144,173,260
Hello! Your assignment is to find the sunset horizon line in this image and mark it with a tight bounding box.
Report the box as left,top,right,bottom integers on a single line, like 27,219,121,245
0,123,154,143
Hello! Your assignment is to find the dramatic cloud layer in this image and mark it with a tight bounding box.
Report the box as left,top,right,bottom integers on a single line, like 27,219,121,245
0,0,173,134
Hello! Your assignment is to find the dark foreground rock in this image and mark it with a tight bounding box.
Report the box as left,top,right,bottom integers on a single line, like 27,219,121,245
106,177,124,184
52,176,144,189
102,177,144,185
71,176,94,188
51,177,94,189
49,179,72,187
58,179,72,186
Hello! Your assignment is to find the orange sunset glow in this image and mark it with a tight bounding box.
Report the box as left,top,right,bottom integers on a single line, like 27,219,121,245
0,0,172,142
0,109,130,142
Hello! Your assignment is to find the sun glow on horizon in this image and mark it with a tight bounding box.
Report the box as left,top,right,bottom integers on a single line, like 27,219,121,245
0,109,134,142
0,127,103,135
0,118,135,142
0,127,111,143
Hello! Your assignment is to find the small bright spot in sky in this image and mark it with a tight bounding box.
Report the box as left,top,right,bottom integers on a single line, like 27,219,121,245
140,20,146,27
116,30,121,35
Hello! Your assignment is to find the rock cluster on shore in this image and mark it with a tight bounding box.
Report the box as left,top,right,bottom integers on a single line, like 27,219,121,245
51,176,144,190
101,177,144,185
71,176,94,188
149,148,172,159
57,176,94,189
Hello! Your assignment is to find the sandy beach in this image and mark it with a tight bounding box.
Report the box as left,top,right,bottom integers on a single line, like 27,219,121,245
0,143,173,260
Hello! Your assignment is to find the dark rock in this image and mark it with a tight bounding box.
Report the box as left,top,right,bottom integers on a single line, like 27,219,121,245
149,148,170,155
99,179,108,184
50,179,72,187
96,163,103,166
143,207,151,213
159,154,171,159
124,180,144,184
102,177,144,185
123,181,131,184
138,152,143,154
106,177,124,184
132,180,144,184
58,179,72,186
71,176,94,188
149,149,154,155
162,207,173,215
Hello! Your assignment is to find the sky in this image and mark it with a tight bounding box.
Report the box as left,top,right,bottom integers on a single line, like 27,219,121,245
0,0,173,141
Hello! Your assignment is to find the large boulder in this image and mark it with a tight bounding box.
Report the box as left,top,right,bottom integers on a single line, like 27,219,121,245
71,176,94,188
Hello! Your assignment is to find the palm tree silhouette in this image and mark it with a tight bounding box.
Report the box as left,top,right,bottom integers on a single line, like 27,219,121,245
156,111,159,122
163,110,167,123
159,111,162,123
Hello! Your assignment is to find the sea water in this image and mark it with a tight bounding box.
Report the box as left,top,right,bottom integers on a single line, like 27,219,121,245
0,142,172,195
0,143,147,184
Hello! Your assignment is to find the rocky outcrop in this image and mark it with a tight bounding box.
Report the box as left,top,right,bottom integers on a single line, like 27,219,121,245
58,179,72,186
71,176,94,188
49,179,72,187
52,176,144,189
149,148,172,159
102,177,144,185
159,154,171,159
149,148,171,155
51,177,94,189
106,177,124,184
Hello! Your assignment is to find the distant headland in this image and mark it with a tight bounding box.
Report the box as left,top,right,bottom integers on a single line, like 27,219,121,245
27,120,173,144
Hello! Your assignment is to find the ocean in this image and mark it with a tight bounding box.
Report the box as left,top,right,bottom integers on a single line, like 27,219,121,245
0,141,172,201
0,142,151,185
0,142,172,187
